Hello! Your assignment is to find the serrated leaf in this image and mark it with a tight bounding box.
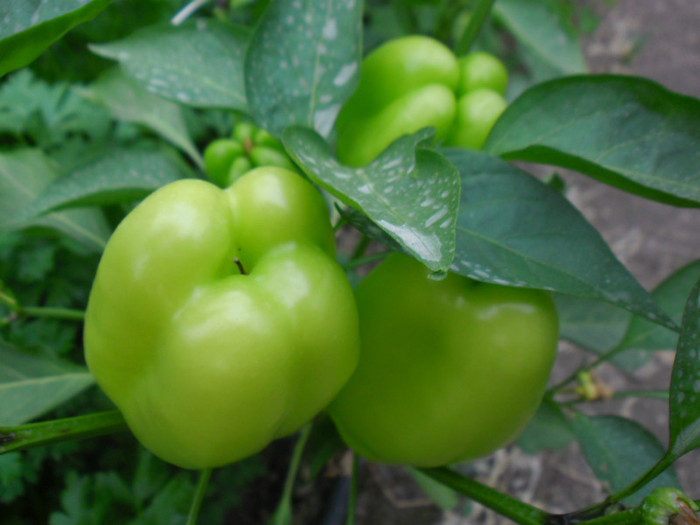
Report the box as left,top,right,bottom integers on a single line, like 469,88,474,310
572,414,680,505
493,0,587,76
0,0,111,78
516,398,575,454
444,148,674,328
90,19,249,111
615,261,700,367
0,341,94,425
246,0,362,138
83,68,203,167
485,75,700,207
25,146,187,217
284,126,460,273
669,274,700,456
0,149,109,252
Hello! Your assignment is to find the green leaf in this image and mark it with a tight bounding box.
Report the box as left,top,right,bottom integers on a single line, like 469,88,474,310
485,75,700,207
444,148,673,328
284,126,460,273
0,0,112,78
615,260,700,367
0,148,109,252
90,19,249,111
82,68,203,167
493,0,587,76
25,145,187,217
554,294,632,356
669,274,700,456
571,414,680,505
246,0,362,138
0,340,94,425
516,398,575,454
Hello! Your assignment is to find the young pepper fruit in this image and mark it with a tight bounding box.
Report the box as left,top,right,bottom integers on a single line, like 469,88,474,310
204,121,297,187
84,167,359,469
335,35,508,166
329,253,559,467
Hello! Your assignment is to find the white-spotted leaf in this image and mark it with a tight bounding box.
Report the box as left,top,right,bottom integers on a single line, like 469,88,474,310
669,274,700,456
90,19,249,111
82,68,202,167
284,126,460,273
245,0,362,138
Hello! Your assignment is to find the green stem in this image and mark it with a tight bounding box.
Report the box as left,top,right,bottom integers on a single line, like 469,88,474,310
346,453,360,525
454,0,497,56
19,305,85,321
560,390,669,407
270,423,313,524
344,252,387,271
351,235,371,260
0,410,127,454
566,452,677,521
418,467,548,525
576,509,641,525
186,468,213,525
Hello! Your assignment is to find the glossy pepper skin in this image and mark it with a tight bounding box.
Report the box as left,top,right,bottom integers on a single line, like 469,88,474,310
84,167,359,470
335,36,508,166
329,253,559,467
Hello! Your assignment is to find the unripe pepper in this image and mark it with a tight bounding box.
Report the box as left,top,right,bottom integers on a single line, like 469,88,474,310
204,121,297,187
329,253,559,467
335,36,508,166
84,167,359,469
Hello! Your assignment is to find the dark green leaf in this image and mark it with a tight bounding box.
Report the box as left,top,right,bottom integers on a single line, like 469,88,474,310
615,260,700,367
90,19,249,111
25,146,187,217
669,274,700,456
0,149,109,252
516,398,574,454
246,0,362,137
0,340,94,425
493,0,587,76
82,68,202,167
485,75,700,207
572,414,680,505
0,0,111,78
445,148,673,328
554,294,631,356
284,127,460,273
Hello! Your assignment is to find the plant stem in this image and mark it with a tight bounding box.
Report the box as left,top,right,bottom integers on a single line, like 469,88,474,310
574,509,640,525
270,423,313,524
346,453,360,525
187,468,213,525
0,410,127,454
564,452,677,521
19,305,86,321
351,235,371,260
454,0,497,56
344,252,387,271
418,467,549,525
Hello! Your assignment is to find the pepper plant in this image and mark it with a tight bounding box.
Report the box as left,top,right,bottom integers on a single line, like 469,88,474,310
1,0,700,524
